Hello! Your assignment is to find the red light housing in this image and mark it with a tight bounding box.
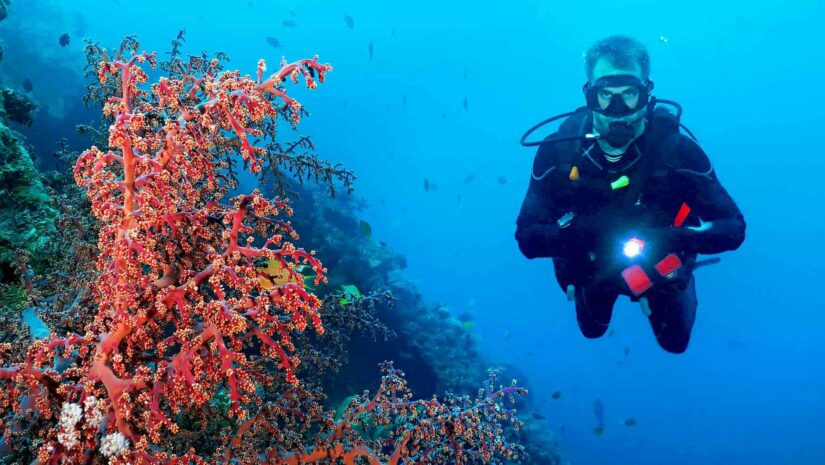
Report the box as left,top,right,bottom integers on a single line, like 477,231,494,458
621,265,653,296
655,254,683,277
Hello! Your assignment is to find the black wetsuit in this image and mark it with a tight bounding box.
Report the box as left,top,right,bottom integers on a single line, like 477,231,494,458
515,113,745,353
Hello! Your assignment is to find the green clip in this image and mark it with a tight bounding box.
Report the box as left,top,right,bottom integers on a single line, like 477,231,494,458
610,175,629,190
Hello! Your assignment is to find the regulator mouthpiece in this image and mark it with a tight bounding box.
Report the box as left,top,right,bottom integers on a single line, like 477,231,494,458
605,121,637,148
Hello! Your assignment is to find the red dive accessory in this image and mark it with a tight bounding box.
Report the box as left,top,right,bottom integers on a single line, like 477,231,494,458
621,265,653,296
673,202,691,228
621,253,685,297
620,203,690,296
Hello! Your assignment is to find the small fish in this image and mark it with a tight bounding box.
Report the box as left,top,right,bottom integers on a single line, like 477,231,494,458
463,174,475,184
457,311,473,322
497,176,508,185
368,42,374,60
727,339,745,349
22,78,33,93
551,391,562,400
607,329,616,337
593,426,605,436
59,33,70,47
457,194,462,203
502,329,512,340
282,19,297,28
259,259,314,290
265,36,281,49
463,96,468,111
289,10,296,17
423,179,437,191
442,112,447,120
659,35,669,44
391,27,396,36
594,399,605,430
344,14,355,29
402,95,407,105
623,418,637,427
338,284,362,305
624,347,630,356
527,351,535,357
532,412,546,420
358,220,372,237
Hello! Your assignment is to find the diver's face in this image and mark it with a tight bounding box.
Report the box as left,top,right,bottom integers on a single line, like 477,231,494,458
590,59,646,129
595,84,640,112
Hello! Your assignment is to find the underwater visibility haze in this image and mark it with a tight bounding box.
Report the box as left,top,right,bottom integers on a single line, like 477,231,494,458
0,0,824,464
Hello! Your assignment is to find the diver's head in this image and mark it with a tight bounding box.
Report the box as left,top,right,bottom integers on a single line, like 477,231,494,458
583,36,652,150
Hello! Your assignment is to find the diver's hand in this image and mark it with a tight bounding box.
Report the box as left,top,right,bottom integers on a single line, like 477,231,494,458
566,213,605,254
568,208,625,255
634,226,700,256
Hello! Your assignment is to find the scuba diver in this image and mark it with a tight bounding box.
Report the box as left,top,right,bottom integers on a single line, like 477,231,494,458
515,35,746,353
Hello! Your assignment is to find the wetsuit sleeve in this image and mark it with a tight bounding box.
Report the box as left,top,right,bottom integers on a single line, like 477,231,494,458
515,142,576,259
676,135,746,254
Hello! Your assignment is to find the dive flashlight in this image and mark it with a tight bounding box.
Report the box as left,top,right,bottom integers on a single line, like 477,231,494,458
623,237,644,258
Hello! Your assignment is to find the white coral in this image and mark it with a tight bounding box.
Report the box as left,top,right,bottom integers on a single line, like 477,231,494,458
57,428,80,449
84,396,106,429
59,402,82,427
99,432,129,458
83,396,97,410
56,402,83,449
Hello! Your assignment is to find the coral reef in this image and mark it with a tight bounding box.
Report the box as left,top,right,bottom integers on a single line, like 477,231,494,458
0,88,56,284
0,41,526,465
286,186,484,395
285,184,563,465
0,88,36,127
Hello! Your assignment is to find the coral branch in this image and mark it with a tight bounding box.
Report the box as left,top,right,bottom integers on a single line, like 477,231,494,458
1,36,523,465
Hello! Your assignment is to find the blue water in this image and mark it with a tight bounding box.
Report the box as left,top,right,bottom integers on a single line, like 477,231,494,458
3,0,824,463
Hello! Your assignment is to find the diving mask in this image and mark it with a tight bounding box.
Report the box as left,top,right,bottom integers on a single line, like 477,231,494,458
583,74,654,117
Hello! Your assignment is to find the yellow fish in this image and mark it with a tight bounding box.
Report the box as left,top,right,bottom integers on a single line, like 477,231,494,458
259,259,315,290
338,284,362,305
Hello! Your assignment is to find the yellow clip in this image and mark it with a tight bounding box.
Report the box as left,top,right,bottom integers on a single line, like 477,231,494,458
569,165,579,181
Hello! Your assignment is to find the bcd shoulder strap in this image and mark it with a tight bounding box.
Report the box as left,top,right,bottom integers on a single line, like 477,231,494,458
551,107,589,174
648,107,682,177
620,107,682,209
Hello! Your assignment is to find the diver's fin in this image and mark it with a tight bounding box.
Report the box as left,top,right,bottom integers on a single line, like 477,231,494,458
694,257,721,269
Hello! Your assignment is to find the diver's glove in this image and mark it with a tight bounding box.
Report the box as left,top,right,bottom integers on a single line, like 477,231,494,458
670,227,701,254
635,226,700,256
564,213,601,255
565,209,625,257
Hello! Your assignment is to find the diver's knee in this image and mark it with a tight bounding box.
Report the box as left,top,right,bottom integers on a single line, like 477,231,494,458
658,334,691,354
574,288,615,339
577,318,609,338
575,305,610,338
